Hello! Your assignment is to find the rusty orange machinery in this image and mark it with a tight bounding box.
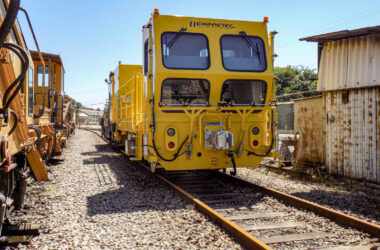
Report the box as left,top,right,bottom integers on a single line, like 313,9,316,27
62,95,76,137
0,0,49,237
29,50,70,158
106,10,277,173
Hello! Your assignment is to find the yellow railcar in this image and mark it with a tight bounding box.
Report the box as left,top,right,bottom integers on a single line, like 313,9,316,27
109,64,143,148
30,51,67,157
30,51,64,127
108,10,276,173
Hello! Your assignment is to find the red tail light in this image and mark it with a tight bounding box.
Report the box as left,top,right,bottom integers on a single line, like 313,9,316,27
168,141,176,149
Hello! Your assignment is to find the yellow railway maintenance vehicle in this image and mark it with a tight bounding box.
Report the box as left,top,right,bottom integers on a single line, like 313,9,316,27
107,64,143,145
30,50,68,158
106,9,276,173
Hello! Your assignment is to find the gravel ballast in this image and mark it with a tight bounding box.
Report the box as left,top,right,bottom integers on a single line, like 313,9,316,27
236,167,380,226
15,129,241,249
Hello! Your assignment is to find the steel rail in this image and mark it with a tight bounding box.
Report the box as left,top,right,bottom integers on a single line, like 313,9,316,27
215,172,380,237
154,172,271,250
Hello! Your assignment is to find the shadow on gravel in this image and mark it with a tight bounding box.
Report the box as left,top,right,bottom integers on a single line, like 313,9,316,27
293,190,380,223
86,143,187,216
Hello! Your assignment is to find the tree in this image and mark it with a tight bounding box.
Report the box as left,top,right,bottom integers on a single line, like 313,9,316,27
275,66,318,96
75,102,83,109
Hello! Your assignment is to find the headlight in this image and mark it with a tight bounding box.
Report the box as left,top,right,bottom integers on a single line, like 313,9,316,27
251,127,260,135
167,128,176,137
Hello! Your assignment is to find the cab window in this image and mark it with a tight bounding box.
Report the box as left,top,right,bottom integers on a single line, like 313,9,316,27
144,40,149,75
220,80,266,106
160,79,210,106
28,67,34,115
161,32,209,70
221,35,266,72
37,64,49,86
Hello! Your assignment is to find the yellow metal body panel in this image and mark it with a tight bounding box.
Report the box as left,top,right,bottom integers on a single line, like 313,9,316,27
110,73,117,125
111,11,276,171
115,64,143,133
0,8,48,180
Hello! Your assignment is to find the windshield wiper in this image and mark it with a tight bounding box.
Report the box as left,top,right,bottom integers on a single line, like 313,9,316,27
167,28,187,49
239,31,262,64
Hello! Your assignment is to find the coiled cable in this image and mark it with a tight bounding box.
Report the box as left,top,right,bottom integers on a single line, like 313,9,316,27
1,42,29,110
8,109,18,136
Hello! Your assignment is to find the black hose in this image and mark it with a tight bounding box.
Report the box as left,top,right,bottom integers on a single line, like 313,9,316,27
8,109,18,136
0,0,20,46
17,7,46,119
152,136,189,162
1,43,25,106
247,137,274,157
228,151,237,176
1,43,29,109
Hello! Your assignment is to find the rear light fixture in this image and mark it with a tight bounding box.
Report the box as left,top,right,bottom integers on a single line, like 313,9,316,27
251,127,260,135
252,140,259,147
168,141,176,149
167,128,176,137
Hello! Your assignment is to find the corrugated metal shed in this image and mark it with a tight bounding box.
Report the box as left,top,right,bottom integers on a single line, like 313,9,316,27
300,25,380,42
318,35,380,91
294,96,324,167
324,88,380,183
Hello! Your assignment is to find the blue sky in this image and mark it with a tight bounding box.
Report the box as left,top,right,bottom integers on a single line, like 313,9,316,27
20,0,380,108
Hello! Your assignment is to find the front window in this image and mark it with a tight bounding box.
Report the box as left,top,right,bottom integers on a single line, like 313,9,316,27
221,35,266,72
28,67,34,115
160,79,210,106
144,40,149,75
220,80,267,106
161,32,210,69
37,64,49,86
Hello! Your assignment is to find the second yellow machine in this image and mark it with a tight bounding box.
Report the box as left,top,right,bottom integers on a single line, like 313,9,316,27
105,10,276,173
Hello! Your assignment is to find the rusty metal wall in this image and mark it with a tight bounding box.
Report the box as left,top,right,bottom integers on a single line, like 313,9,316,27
294,96,324,167
324,87,380,183
319,35,380,91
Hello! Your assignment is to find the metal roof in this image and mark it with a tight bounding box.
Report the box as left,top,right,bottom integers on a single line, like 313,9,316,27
300,25,380,43
30,50,63,65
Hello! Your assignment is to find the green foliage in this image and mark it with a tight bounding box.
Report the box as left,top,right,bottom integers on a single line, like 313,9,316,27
75,102,83,109
275,66,318,96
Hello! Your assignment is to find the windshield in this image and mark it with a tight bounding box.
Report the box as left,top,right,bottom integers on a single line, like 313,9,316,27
161,32,209,69
220,80,266,106
221,35,266,71
161,79,210,106
28,67,34,115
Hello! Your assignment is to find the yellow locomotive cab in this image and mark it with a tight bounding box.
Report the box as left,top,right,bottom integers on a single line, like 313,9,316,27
30,51,67,157
108,10,276,172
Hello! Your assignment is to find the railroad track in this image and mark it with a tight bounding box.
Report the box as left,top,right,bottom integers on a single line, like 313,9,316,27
157,171,380,250
83,127,380,249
